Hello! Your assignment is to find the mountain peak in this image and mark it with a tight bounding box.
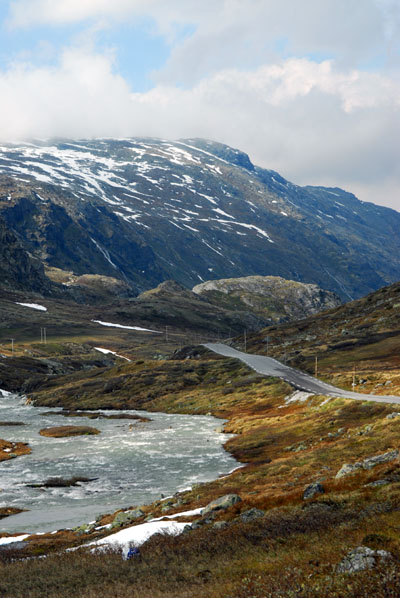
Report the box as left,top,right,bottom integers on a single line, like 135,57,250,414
180,138,255,171
0,137,399,301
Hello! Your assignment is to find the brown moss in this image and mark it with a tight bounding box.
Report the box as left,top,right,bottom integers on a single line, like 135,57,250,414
0,438,31,461
39,426,100,438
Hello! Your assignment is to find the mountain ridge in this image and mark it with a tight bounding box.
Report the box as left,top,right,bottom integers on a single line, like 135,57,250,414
0,137,399,300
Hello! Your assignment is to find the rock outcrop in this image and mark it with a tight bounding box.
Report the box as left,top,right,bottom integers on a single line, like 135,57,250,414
193,275,341,323
337,546,392,573
335,450,399,478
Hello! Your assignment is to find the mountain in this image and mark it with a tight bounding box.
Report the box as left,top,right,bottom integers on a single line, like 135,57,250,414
0,213,53,294
0,137,399,300
192,275,341,323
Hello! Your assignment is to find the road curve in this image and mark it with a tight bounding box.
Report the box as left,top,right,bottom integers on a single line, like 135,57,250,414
204,343,400,405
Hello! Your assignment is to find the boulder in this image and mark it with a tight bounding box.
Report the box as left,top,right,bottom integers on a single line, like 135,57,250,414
386,413,400,420
337,546,392,574
336,463,363,478
240,508,265,522
336,450,399,478
363,450,399,470
202,494,242,516
303,482,325,500
111,508,145,529
213,521,229,530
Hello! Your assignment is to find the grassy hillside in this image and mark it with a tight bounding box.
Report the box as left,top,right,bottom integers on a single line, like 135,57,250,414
1,282,400,596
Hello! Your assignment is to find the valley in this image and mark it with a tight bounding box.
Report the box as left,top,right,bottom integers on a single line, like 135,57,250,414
0,138,399,597
0,275,400,597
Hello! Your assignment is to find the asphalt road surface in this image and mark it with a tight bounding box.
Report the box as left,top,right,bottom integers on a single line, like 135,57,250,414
204,343,400,405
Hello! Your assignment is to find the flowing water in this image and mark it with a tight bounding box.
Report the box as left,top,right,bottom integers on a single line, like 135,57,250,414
0,390,238,534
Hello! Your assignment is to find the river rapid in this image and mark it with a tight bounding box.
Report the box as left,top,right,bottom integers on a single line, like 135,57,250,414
0,390,237,534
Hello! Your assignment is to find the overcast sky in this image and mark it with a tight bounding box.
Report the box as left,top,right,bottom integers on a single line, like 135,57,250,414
0,0,399,210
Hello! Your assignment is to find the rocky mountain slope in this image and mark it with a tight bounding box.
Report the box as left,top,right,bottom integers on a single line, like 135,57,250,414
0,213,53,294
193,275,341,323
0,138,399,300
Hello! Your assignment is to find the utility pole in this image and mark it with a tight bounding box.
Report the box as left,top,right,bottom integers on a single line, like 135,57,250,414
352,364,356,388
315,355,318,378
41,328,47,344
10,338,14,353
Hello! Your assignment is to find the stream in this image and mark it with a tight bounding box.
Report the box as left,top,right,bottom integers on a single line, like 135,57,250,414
0,390,237,534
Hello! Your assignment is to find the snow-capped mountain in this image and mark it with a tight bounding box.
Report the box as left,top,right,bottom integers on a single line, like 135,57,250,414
0,137,399,300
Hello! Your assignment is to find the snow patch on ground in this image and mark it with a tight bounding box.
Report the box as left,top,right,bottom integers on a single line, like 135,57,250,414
89,507,204,557
0,534,29,545
280,390,314,407
94,347,131,362
15,302,47,312
91,320,161,333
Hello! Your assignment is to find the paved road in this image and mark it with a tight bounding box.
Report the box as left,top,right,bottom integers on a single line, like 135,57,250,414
204,343,400,405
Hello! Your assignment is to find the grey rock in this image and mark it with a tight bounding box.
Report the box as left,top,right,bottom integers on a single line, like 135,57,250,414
363,450,399,470
336,462,364,478
202,493,242,516
337,546,392,574
303,482,325,500
213,521,229,530
336,450,399,478
294,443,307,452
365,479,390,488
240,508,265,522
386,412,400,420
111,508,144,528
73,523,95,535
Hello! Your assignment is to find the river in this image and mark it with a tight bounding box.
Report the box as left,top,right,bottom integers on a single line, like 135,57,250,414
0,390,237,534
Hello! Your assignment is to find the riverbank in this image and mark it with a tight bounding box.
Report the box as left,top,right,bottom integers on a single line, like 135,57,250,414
2,346,400,596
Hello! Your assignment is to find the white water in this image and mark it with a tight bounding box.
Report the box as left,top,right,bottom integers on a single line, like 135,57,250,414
0,390,237,534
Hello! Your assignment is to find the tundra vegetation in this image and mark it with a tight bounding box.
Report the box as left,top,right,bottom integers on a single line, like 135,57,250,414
0,281,399,596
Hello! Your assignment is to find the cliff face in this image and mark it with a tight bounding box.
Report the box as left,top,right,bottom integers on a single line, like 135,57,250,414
0,215,52,294
193,275,341,323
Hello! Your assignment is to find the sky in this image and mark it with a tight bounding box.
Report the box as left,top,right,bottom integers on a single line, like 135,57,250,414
0,0,399,210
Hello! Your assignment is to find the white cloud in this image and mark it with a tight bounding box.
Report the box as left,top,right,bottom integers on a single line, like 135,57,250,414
2,0,400,210
7,0,208,30
0,48,134,139
8,0,394,78
0,45,399,210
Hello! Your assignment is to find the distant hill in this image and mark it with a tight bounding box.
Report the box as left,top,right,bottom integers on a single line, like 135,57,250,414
0,138,399,300
247,280,400,373
193,275,341,323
